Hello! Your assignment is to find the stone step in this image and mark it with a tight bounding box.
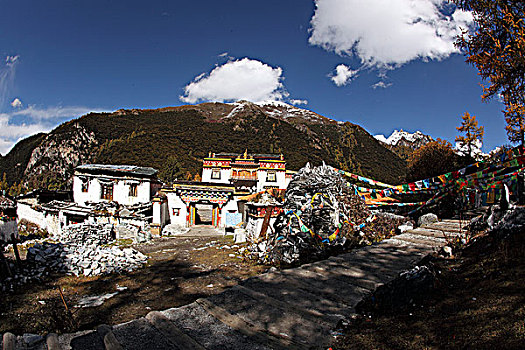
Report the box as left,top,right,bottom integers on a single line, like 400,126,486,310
196,299,301,350
441,219,470,224
407,228,463,239
399,232,447,244
333,244,429,267
66,326,107,350
112,318,177,350
424,223,466,233
58,330,98,350
382,237,438,249
146,311,206,350
233,284,341,325
242,271,358,318
160,301,287,350
303,250,425,292
206,286,333,347
392,234,444,248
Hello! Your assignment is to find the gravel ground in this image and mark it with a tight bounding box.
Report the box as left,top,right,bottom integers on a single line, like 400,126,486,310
0,231,268,335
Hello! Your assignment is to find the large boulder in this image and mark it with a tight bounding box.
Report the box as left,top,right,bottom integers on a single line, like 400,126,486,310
418,213,438,226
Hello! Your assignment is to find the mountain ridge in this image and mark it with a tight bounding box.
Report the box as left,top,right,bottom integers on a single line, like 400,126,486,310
0,101,408,190
375,129,434,160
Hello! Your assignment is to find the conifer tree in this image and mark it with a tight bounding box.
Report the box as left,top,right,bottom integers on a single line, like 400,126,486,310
504,103,525,145
453,0,525,145
158,156,184,184
455,112,484,158
406,139,460,182
0,173,8,195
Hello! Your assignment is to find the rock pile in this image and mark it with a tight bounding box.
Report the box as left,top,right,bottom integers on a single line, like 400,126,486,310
245,164,408,266
26,241,147,277
1,223,149,291
0,264,49,292
115,223,152,243
54,223,114,245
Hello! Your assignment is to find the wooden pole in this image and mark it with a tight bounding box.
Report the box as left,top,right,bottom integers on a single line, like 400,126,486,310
11,234,21,268
0,246,12,278
258,206,274,239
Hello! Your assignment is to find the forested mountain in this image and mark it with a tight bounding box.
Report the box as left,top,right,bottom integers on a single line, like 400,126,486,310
0,101,407,190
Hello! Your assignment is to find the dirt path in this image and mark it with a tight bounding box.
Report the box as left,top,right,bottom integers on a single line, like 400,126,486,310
2,219,465,349
0,231,267,335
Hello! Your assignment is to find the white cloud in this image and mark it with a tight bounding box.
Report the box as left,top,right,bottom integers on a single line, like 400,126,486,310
180,58,289,103
289,99,308,105
11,105,96,121
0,55,19,107
11,98,22,108
372,81,392,89
5,55,19,66
0,113,49,154
0,105,101,155
309,0,473,69
331,64,358,86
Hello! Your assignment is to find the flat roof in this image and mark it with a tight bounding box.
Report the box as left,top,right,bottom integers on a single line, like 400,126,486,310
212,153,283,160
75,164,158,177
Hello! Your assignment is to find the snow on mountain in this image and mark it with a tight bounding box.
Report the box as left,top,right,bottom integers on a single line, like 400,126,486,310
374,130,433,148
454,139,494,160
223,100,335,125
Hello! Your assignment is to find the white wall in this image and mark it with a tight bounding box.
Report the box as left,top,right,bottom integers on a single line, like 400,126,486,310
73,175,151,206
152,199,170,227
166,193,188,227
202,168,231,184
220,199,239,228
17,201,61,236
246,216,277,239
256,170,287,192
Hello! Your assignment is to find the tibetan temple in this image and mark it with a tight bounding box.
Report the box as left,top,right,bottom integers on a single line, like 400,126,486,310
151,152,293,234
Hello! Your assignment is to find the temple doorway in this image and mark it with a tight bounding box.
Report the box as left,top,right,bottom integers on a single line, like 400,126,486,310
195,203,213,225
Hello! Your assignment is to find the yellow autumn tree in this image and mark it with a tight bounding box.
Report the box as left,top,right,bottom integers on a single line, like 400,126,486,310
455,112,484,158
406,139,460,182
504,103,525,144
453,0,525,144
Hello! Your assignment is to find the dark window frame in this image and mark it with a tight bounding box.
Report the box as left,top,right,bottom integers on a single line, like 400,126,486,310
211,168,221,179
81,180,89,193
129,183,138,197
266,170,277,182
101,183,114,200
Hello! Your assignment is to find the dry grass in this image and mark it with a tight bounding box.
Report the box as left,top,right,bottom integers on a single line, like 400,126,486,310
332,227,525,350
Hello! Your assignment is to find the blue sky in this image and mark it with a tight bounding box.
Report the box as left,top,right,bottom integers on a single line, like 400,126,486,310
0,0,508,155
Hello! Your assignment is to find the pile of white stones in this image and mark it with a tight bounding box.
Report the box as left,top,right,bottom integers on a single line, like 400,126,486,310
24,223,148,277
26,241,147,277
53,223,114,245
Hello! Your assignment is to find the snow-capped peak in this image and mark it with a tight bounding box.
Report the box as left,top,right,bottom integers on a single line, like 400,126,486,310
454,139,486,160
223,100,330,125
374,130,433,147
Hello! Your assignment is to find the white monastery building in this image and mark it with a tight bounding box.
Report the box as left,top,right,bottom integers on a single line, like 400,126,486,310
73,164,161,206
152,152,292,234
